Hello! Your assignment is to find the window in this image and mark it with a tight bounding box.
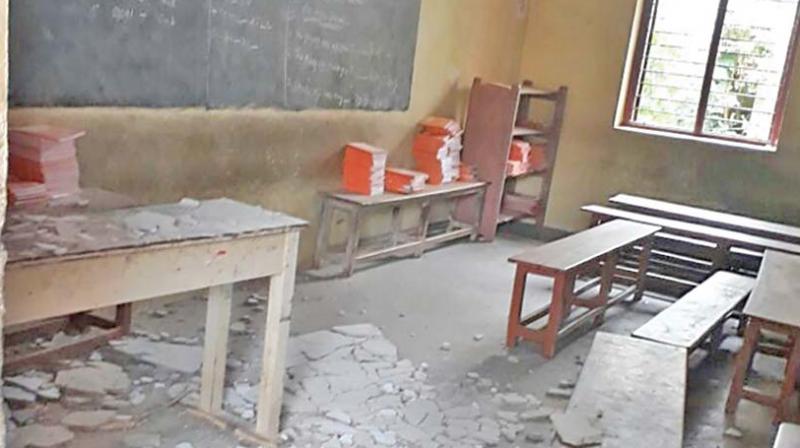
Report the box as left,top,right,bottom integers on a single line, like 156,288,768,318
618,0,800,148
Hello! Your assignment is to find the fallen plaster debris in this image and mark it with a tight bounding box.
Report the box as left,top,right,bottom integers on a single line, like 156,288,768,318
724,426,744,439
112,338,203,374
546,387,573,399
12,424,75,448
55,362,131,395
551,411,604,447
123,432,162,448
62,410,117,431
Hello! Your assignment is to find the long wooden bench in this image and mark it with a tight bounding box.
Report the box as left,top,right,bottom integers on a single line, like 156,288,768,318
583,204,800,295
507,220,660,357
567,332,686,448
610,193,800,244
775,423,800,447
633,272,754,353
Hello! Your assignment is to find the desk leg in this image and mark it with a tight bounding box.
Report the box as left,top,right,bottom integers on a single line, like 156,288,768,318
256,232,299,439
343,207,363,277
779,335,800,422
634,237,653,302
726,318,761,414
313,199,334,269
200,284,233,414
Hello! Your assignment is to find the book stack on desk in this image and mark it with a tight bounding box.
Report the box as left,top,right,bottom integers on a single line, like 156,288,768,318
342,143,387,196
8,125,85,198
412,117,463,185
385,167,429,194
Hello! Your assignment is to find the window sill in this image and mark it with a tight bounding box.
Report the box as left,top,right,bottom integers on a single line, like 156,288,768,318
614,124,777,153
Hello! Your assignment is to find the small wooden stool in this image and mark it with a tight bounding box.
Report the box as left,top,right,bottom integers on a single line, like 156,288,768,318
725,317,800,423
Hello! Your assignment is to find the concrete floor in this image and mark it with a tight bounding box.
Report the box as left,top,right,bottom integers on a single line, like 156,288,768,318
296,232,781,448
5,232,786,447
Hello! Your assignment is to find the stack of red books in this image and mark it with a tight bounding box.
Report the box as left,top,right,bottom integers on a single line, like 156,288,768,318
412,117,463,185
342,143,387,196
385,167,429,194
9,125,85,198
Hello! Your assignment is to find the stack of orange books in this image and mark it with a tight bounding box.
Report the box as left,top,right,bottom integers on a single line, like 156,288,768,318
7,175,48,207
420,116,461,136
507,139,532,176
507,140,548,176
458,163,478,182
342,143,387,196
413,117,463,185
385,168,429,194
8,125,85,198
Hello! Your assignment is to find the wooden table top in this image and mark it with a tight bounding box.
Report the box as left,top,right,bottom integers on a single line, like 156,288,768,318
509,220,660,272
4,198,307,265
744,250,800,327
326,181,486,206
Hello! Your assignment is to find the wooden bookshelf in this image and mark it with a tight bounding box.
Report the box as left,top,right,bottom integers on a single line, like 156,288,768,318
458,78,568,241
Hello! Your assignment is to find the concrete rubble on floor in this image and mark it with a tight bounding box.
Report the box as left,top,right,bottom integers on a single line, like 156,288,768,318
4,321,559,447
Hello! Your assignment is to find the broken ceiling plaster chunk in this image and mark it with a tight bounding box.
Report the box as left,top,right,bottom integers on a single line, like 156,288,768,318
546,387,573,399
551,411,604,447
724,426,744,439
123,432,162,448
3,386,38,404
55,362,131,395
112,338,203,374
12,424,75,448
62,410,117,431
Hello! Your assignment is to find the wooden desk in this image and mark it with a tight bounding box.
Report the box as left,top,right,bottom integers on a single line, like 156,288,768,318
726,251,800,423
3,198,306,442
507,220,660,357
314,181,486,276
610,193,800,244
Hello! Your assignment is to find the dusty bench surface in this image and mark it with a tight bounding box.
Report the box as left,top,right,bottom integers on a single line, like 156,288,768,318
569,332,686,448
583,204,800,256
509,219,660,272
633,271,754,350
775,423,800,448
610,193,800,243
326,181,487,207
4,197,307,265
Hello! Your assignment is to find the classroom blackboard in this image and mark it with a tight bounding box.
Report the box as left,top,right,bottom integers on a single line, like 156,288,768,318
9,0,421,110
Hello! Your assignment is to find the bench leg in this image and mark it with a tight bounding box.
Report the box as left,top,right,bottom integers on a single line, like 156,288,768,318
415,201,432,258
343,207,363,277
471,189,486,242
634,237,653,301
542,272,568,359
313,199,334,269
391,206,402,246
708,324,725,357
726,319,762,414
593,253,617,326
506,266,528,348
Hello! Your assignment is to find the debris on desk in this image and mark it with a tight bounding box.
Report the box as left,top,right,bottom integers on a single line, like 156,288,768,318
551,411,604,447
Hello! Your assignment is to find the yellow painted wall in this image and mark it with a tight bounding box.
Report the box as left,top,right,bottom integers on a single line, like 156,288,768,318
9,0,530,265
521,0,800,231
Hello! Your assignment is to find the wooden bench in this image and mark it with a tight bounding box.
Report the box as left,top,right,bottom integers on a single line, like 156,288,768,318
568,332,686,448
314,181,487,276
775,423,800,447
610,193,800,244
633,271,754,354
507,220,660,357
583,204,800,295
